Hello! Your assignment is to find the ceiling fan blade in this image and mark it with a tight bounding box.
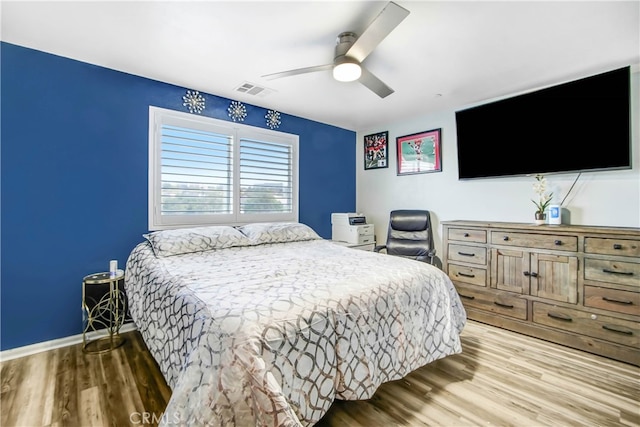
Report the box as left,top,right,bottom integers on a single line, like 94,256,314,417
359,67,394,98
262,64,333,80
346,1,410,63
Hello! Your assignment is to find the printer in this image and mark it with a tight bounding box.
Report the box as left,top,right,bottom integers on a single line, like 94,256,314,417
331,213,375,245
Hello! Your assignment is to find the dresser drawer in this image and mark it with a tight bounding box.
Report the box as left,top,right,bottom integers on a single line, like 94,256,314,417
585,237,640,257
448,228,487,243
491,231,577,251
448,244,487,265
584,258,640,288
448,263,487,287
584,286,640,316
455,283,527,320
533,302,639,348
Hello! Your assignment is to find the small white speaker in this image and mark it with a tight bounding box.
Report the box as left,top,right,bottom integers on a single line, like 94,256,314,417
548,205,562,225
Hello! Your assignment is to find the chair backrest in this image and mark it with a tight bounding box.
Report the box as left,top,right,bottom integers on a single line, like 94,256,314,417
385,210,434,263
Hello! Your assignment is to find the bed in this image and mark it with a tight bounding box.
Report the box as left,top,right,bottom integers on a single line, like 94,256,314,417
125,222,466,426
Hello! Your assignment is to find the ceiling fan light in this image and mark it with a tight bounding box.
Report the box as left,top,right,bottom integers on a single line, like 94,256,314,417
333,62,362,82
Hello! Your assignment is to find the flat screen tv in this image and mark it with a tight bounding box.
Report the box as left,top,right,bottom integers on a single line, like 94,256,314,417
455,66,631,180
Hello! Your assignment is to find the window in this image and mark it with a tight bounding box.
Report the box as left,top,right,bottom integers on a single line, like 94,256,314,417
149,106,298,230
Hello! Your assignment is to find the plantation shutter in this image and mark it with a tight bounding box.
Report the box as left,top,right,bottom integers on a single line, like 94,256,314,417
149,106,298,230
160,124,233,216
239,137,293,214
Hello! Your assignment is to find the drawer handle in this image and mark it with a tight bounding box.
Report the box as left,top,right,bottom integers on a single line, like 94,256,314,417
523,271,538,278
503,236,509,241
458,293,475,300
602,296,633,305
458,252,476,257
458,272,476,278
602,325,633,335
602,268,634,276
464,233,470,237
613,243,623,250
554,240,562,246
493,301,514,309
547,312,572,321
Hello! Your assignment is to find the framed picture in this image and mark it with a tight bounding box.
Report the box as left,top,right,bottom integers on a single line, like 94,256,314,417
396,128,442,175
364,131,389,170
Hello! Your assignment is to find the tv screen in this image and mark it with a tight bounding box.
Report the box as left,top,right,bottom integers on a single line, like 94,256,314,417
455,66,631,179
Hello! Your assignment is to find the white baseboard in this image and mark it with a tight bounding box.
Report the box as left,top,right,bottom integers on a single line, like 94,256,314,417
0,322,138,362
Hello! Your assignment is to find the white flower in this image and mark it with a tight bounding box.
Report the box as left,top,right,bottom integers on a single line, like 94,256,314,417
532,175,548,195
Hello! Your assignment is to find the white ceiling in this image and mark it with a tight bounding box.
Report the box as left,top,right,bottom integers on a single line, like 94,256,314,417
2,1,639,131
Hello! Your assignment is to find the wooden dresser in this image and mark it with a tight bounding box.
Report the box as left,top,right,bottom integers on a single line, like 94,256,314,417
442,220,640,366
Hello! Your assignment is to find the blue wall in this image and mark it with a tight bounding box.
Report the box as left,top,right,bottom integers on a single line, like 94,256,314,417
0,42,356,351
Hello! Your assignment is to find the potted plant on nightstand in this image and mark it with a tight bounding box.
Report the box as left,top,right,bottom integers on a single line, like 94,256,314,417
532,174,553,225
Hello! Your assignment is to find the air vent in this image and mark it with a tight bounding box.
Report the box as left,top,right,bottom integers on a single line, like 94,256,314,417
234,82,275,98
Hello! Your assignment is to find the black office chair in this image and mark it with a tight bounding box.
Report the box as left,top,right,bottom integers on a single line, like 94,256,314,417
374,210,436,264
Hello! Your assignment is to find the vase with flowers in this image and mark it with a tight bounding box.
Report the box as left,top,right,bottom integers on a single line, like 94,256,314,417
532,174,553,225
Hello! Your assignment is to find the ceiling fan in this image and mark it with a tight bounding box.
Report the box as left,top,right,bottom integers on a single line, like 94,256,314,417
261,2,410,98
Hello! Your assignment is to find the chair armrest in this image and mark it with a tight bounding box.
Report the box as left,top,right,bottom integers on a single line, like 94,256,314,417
373,245,387,253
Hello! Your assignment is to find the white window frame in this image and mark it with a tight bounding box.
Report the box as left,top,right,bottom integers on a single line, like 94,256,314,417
148,106,299,230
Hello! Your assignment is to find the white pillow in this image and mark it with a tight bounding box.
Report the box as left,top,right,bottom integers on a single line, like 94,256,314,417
144,225,251,257
238,222,321,245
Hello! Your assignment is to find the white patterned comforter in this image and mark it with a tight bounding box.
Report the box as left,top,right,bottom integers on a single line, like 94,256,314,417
125,239,466,426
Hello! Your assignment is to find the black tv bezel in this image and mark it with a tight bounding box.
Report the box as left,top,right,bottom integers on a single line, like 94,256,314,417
454,66,632,180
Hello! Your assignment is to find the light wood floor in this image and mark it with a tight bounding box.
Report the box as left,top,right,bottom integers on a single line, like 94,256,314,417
2,320,638,427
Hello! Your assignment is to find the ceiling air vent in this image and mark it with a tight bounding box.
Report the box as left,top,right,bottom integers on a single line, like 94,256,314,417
234,82,274,98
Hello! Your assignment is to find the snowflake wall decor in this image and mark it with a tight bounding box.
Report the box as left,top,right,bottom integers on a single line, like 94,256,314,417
182,90,205,114
265,110,281,129
227,101,247,122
